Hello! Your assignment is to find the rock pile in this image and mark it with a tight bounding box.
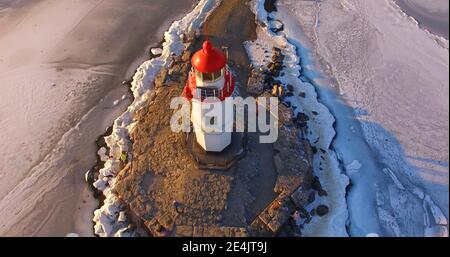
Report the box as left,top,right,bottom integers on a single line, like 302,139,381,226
246,52,315,236
247,47,286,98
93,194,136,237
248,107,314,236
267,47,284,78
245,42,335,236
247,69,265,96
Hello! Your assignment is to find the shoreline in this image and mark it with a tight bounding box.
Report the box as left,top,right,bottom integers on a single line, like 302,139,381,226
394,0,449,40
247,0,349,236
0,0,196,236
278,0,448,236
90,0,222,237
86,37,169,237
91,0,320,237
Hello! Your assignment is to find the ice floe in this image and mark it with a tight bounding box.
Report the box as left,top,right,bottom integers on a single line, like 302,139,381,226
346,160,362,174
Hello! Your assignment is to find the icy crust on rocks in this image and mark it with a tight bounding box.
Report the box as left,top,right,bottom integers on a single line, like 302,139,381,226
91,0,221,237
246,0,349,236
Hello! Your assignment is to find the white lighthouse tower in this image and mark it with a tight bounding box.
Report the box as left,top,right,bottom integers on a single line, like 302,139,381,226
183,41,235,152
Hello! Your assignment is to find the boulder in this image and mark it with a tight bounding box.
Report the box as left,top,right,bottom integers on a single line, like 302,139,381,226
118,211,127,223
264,0,277,12
154,68,168,88
316,205,329,216
93,178,108,191
307,191,316,204
114,227,132,237
150,48,163,56
247,69,265,96
290,187,309,208
271,84,284,99
269,20,284,33
97,147,109,162
318,189,328,197
278,102,294,126
296,112,310,123
311,176,323,192
287,84,294,92
272,53,285,63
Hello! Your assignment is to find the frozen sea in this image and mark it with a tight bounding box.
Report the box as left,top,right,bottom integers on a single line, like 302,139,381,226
0,0,195,236
395,0,449,39
0,0,447,237
276,0,449,236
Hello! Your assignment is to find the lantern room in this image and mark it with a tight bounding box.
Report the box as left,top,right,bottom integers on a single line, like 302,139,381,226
192,41,226,89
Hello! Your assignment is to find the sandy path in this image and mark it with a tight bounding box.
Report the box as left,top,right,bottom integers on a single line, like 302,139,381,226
196,0,257,94
195,0,279,225
0,0,195,236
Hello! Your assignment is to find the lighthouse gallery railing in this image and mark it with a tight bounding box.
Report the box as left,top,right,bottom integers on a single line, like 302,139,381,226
191,66,232,100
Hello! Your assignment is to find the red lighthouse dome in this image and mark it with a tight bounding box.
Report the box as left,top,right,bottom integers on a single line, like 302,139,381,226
191,41,226,73
183,40,234,102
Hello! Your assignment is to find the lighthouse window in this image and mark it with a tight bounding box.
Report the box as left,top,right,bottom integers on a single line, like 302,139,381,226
197,69,223,82
200,88,221,98
203,72,214,81
213,70,222,80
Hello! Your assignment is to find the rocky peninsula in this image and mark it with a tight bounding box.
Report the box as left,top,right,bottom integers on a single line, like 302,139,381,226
92,0,330,237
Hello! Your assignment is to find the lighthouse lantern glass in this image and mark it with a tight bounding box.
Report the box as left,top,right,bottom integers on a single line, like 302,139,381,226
195,68,224,83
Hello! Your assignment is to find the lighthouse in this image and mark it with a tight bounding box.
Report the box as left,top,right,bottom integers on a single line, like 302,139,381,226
183,40,235,152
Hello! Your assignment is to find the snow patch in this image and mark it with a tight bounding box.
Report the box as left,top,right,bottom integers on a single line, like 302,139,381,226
97,147,109,162
150,48,163,56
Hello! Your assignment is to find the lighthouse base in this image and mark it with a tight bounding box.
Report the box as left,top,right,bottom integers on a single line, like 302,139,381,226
186,131,247,170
